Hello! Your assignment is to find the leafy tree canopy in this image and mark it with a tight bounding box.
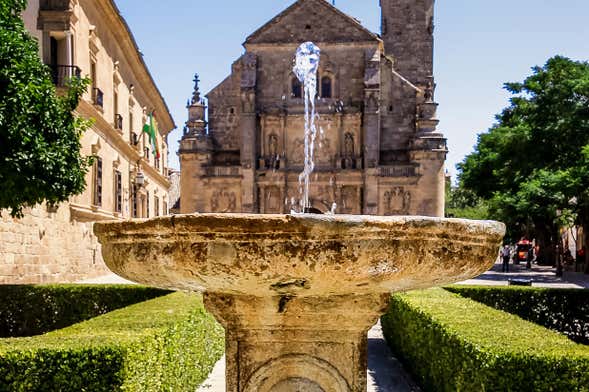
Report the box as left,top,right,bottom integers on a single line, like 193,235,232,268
457,56,589,251
0,0,91,217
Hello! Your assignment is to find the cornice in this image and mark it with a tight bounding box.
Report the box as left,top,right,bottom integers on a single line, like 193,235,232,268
82,0,176,133
77,100,171,190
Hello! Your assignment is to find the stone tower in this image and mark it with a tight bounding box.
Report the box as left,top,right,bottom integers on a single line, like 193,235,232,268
178,74,213,212
380,0,435,86
381,0,446,217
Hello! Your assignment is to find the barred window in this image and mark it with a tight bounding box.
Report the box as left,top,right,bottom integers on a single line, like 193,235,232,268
93,157,102,207
114,170,122,213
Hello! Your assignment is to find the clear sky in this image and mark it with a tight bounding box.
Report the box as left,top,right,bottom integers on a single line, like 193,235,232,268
116,0,589,177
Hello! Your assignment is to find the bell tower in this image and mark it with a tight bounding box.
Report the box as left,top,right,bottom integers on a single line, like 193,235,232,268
380,0,435,86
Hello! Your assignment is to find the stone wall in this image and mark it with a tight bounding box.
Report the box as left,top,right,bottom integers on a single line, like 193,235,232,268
0,204,108,284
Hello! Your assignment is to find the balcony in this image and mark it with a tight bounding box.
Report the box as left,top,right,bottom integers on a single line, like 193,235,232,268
377,165,418,178
50,64,80,88
92,88,103,108
114,114,123,131
130,132,140,148
204,166,241,178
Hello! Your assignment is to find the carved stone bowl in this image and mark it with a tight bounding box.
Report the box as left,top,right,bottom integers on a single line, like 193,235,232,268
94,213,505,297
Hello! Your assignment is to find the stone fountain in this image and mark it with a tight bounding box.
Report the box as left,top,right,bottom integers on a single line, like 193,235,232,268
94,42,504,392
94,213,504,392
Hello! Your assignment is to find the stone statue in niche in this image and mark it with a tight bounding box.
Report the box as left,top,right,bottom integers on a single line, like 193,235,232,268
268,134,278,157
266,134,280,170
342,132,355,169
384,187,411,215
211,189,237,213
315,138,332,165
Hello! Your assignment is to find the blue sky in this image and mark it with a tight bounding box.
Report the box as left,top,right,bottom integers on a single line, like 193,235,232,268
117,0,589,177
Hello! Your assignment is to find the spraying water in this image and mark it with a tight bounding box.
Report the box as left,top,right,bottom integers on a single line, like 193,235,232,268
293,42,321,211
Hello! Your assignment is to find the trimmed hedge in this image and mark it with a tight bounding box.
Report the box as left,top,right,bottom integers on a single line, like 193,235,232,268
381,288,589,392
0,285,170,338
0,292,225,391
446,285,589,344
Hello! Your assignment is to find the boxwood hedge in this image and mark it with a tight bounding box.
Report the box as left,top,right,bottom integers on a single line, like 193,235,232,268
0,285,170,338
446,285,589,344
0,292,225,391
381,288,589,392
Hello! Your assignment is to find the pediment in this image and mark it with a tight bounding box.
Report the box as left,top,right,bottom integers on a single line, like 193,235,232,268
245,0,379,45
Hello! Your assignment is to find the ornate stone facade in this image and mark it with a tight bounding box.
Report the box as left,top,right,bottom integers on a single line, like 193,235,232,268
179,0,446,216
0,0,175,284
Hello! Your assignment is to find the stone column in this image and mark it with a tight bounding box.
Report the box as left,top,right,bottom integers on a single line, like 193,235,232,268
204,293,390,392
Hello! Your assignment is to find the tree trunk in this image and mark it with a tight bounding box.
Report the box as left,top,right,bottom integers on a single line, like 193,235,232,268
535,224,556,266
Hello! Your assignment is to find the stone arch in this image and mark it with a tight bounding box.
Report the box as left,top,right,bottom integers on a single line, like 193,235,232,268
243,354,350,392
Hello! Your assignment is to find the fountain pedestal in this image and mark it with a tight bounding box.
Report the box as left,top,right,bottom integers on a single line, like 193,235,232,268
205,293,389,392
94,214,504,392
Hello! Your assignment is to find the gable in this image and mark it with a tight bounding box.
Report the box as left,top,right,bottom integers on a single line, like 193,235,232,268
245,0,379,45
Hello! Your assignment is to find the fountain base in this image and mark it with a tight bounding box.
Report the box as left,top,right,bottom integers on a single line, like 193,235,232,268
204,293,390,392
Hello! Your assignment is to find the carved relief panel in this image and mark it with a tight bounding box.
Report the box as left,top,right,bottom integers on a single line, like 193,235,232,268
211,188,237,213
383,187,411,215
262,186,282,214
340,186,360,214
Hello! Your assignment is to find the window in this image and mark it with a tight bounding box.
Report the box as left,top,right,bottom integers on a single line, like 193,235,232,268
163,201,168,216
90,61,97,90
113,90,119,125
321,76,332,98
155,196,160,217
93,157,102,206
146,191,150,218
114,170,122,213
129,111,134,143
292,77,302,98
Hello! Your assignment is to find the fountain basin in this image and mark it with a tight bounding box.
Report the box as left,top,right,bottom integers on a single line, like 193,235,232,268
94,213,504,297
94,214,504,392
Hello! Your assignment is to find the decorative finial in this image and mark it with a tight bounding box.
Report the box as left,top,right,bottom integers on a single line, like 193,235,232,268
191,73,201,105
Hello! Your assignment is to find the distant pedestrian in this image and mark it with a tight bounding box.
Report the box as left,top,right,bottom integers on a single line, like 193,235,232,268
501,245,511,273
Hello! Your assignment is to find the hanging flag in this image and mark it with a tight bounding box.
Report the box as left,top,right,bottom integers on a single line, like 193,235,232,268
142,113,160,159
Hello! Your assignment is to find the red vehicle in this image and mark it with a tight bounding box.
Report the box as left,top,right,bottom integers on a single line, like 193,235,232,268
516,240,532,264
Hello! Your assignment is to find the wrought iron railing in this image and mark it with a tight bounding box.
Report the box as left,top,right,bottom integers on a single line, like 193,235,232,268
377,165,418,177
114,114,123,131
204,166,241,177
50,64,80,87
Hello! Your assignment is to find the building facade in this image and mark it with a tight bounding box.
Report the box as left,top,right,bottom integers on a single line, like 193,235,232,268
0,0,175,284
179,0,446,216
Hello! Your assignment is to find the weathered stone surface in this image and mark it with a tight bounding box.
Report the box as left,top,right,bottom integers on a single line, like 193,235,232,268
94,214,504,296
179,0,447,218
95,214,504,392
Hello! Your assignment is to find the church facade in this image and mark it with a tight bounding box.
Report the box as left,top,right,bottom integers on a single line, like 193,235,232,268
179,0,446,216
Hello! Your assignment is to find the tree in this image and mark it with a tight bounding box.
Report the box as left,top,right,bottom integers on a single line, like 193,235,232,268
445,185,489,221
458,56,589,266
0,0,91,217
